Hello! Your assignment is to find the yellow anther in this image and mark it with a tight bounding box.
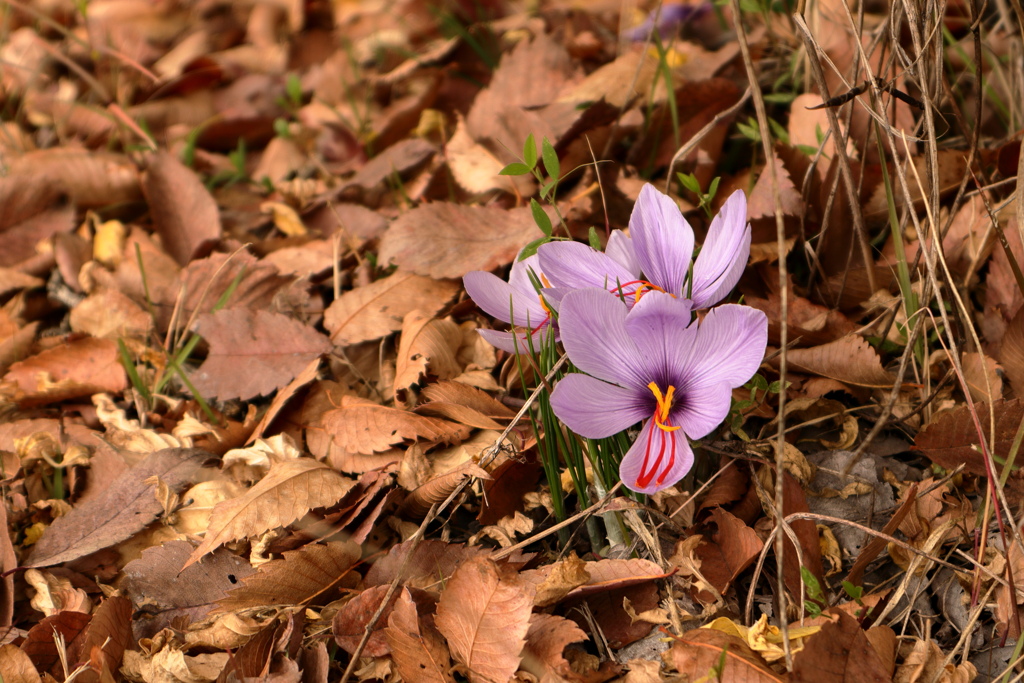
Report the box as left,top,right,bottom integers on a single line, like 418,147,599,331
647,382,681,432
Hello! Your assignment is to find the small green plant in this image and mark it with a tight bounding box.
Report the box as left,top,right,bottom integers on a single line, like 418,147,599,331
800,566,826,617
728,373,783,441
677,173,721,218
500,133,570,257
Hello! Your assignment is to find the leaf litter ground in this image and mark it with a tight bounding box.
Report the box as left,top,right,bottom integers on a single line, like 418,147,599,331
0,0,1020,681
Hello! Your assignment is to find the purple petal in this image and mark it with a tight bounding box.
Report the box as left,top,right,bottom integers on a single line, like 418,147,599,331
683,304,768,388
629,184,694,296
671,380,733,439
619,420,695,494
550,374,649,438
478,328,554,354
464,270,547,327
621,291,696,386
507,253,547,298
690,190,751,308
537,241,638,292
558,289,649,390
606,230,641,275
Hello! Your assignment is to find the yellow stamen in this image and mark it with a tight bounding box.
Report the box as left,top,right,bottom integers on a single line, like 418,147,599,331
647,382,681,432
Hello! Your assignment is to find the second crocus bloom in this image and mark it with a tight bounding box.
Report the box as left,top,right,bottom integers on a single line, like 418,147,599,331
538,183,751,309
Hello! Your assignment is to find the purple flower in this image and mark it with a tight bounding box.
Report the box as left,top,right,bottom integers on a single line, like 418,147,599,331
463,254,558,354
537,184,751,309
627,2,711,41
550,289,767,494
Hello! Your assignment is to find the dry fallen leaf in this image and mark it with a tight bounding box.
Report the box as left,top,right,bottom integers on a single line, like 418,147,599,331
321,394,468,456
185,458,355,568
385,588,455,683
324,270,460,346
26,448,211,568
435,556,536,683
142,151,222,266
190,308,332,401
378,203,548,279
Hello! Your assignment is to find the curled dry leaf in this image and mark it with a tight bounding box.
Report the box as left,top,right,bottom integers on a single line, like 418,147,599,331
142,150,222,266
689,507,763,597
377,203,547,280
189,308,332,401
216,541,361,612
393,310,462,399
779,334,894,388
435,556,536,683
324,270,460,346
522,557,670,604
321,395,468,456
184,458,355,568
3,337,127,407
418,380,516,429
26,448,211,567
385,588,455,683
520,613,589,682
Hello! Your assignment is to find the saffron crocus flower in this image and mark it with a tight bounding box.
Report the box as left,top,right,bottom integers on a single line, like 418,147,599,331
463,254,559,354
550,288,767,494
626,2,712,41
537,184,751,309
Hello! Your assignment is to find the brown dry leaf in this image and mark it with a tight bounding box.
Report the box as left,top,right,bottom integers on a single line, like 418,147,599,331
324,270,460,346
333,584,403,657
962,351,1003,405
747,154,805,221
746,292,858,347
914,399,1024,477
780,335,895,388
418,380,516,430
377,203,547,279
72,595,133,683
0,173,75,268
3,337,127,407
247,356,320,444
26,448,210,567
184,458,355,568
893,638,976,683
121,540,256,641
790,612,891,683
142,151,222,266
321,394,468,456
446,116,534,196
664,627,782,682
999,307,1024,395
6,149,142,208
533,552,591,607
0,645,40,683
190,308,332,401
21,610,91,678
153,251,291,334
385,588,455,683
522,557,670,604
365,539,492,594
862,151,968,226
68,288,153,340
690,507,764,596
519,613,590,682
216,541,361,612
401,460,492,519
393,311,462,399
464,31,577,161
435,556,536,683
0,489,16,627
